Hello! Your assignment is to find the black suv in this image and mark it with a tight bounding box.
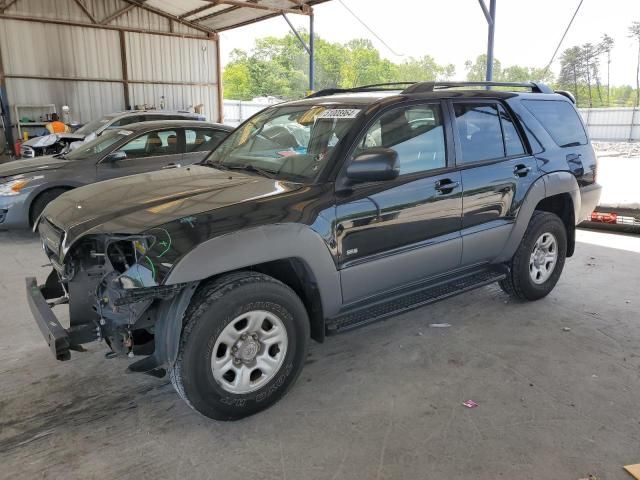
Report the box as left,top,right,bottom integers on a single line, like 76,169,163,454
27,81,601,420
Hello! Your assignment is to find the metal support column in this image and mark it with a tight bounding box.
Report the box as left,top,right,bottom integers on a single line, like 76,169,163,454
478,0,496,81
309,11,315,92
282,11,315,93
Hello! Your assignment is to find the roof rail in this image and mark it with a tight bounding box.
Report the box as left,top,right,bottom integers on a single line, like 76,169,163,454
306,82,415,98
401,81,554,94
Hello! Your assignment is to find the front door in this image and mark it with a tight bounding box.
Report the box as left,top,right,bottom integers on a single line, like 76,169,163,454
336,102,463,304
96,128,183,181
450,100,537,266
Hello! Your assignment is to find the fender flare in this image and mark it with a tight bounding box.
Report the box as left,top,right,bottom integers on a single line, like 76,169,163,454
164,223,343,318
496,171,580,263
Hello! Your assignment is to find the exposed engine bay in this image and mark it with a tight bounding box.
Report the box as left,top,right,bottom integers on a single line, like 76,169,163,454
42,226,190,370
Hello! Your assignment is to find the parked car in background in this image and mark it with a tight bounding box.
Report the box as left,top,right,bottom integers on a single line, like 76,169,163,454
0,120,232,228
20,110,207,158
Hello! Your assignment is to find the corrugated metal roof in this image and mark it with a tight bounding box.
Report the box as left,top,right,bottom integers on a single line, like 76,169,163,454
3,0,330,35
145,0,331,32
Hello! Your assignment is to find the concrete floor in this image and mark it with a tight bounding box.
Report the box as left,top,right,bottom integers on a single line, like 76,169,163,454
1,228,639,480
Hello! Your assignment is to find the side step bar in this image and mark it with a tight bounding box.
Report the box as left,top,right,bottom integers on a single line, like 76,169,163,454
327,267,506,334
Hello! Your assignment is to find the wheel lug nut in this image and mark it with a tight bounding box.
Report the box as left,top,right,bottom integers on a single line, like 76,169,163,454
252,333,259,341
233,358,242,365
232,346,238,353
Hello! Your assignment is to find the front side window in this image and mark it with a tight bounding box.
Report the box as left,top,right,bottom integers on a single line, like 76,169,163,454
522,99,587,147
64,130,127,161
356,104,446,175
207,104,361,181
120,129,179,158
185,128,228,152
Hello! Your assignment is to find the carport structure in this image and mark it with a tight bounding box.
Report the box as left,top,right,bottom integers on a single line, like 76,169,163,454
0,0,328,154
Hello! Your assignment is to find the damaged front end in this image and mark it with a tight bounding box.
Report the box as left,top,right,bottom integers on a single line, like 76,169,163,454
27,218,197,376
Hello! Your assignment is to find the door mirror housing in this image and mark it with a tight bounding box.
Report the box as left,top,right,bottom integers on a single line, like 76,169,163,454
346,148,399,183
105,150,127,162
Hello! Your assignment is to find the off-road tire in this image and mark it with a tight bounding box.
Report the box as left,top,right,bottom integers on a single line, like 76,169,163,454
29,188,68,227
499,211,567,301
168,271,310,421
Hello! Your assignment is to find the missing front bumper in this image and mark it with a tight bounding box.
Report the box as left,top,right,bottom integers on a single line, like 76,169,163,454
25,276,71,361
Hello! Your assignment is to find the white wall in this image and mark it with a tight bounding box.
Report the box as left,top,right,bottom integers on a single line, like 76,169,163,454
579,108,640,142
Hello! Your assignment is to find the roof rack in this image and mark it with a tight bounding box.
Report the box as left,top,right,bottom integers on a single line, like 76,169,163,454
306,82,415,98
401,81,554,94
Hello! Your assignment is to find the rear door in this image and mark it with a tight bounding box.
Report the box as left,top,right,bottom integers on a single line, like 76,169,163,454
450,100,537,266
96,128,183,180
182,127,230,164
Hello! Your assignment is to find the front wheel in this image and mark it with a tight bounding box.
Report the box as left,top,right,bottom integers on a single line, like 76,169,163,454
169,271,310,420
499,211,567,301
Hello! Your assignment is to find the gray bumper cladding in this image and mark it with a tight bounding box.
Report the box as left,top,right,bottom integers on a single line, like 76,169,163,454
25,276,71,361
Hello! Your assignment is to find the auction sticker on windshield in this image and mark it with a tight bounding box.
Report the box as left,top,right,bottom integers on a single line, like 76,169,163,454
318,109,361,119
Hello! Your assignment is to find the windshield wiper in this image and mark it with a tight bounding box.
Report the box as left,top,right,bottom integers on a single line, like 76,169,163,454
223,163,277,179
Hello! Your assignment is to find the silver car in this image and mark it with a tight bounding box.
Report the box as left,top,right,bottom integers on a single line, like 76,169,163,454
21,110,207,158
0,120,232,228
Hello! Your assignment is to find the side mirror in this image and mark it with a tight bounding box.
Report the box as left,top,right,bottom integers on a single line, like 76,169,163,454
346,147,399,183
105,150,127,162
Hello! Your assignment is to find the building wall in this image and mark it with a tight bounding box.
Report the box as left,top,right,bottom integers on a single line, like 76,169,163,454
0,0,220,146
579,108,640,142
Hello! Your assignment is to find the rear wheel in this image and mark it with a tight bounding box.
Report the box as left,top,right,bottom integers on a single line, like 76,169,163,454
169,271,309,420
499,211,567,301
29,188,68,227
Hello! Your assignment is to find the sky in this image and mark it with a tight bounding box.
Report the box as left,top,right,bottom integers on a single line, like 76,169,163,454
219,0,640,87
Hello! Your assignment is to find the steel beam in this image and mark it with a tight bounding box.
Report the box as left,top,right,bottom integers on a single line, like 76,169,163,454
216,1,310,15
0,13,209,39
73,0,98,24
309,11,315,91
479,0,496,82
0,0,20,14
101,3,138,25
119,30,131,109
4,74,218,87
122,0,215,34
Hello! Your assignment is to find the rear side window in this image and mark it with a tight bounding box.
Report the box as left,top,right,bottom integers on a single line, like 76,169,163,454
453,103,504,163
522,100,587,147
498,105,525,156
185,128,228,152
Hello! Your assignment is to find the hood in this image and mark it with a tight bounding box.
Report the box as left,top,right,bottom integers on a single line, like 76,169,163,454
41,165,304,248
0,156,69,178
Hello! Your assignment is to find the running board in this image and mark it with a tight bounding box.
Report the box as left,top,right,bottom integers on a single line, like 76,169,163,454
327,267,506,334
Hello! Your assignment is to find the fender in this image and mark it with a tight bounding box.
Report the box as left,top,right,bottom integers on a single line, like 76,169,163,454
164,223,343,318
496,171,579,263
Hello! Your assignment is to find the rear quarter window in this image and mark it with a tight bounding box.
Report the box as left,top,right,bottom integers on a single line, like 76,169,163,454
522,99,587,148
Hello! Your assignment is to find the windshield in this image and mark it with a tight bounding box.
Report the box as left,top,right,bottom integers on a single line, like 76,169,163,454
64,130,128,161
75,116,114,135
206,104,362,182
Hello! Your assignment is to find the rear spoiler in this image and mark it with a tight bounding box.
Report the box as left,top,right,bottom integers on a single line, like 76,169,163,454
555,90,576,104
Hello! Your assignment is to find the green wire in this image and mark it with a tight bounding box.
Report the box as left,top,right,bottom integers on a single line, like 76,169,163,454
148,227,172,258
145,257,156,282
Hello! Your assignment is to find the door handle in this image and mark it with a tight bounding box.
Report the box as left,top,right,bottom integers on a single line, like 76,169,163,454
513,164,531,177
435,179,459,193
162,162,181,170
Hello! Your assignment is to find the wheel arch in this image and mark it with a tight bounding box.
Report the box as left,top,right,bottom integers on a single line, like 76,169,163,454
28,185,75,226
496,171,579,262
164,224,342,340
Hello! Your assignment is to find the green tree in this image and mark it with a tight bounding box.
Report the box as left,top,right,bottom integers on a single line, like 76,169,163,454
464,54,502,81
629,21,640,106
600,34,614,106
